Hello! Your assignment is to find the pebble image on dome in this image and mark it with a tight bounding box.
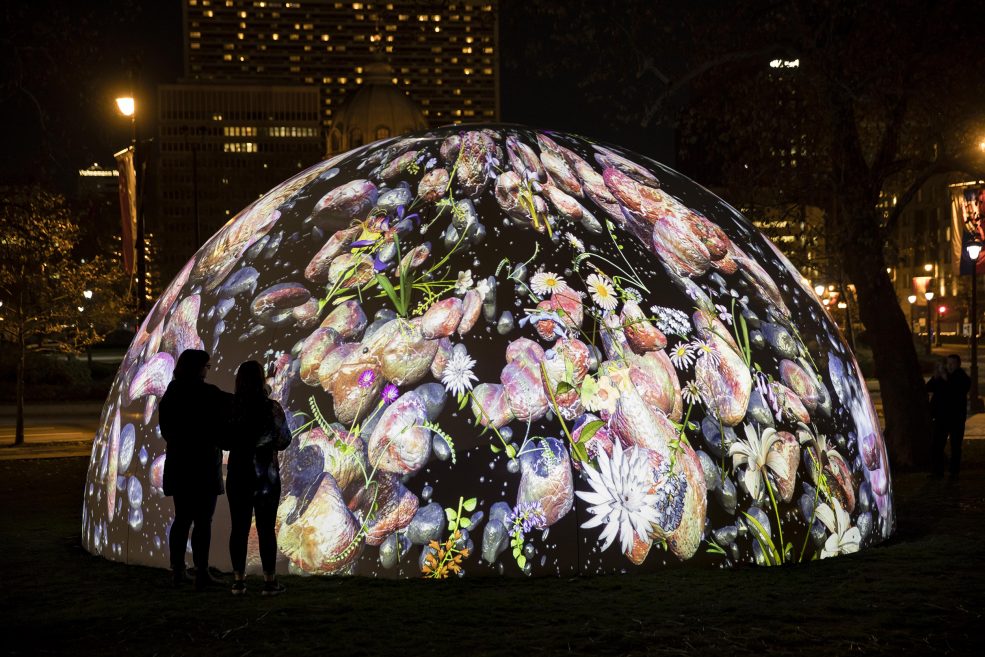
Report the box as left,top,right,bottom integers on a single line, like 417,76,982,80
82,124,894,577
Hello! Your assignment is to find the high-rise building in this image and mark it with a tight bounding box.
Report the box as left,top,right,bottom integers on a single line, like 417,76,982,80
182,0,499,131
155,84,323,278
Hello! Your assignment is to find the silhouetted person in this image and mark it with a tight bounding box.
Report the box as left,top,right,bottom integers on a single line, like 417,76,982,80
926,358,949,473
937,354,970,477
158,349,233,590
226,360,292,596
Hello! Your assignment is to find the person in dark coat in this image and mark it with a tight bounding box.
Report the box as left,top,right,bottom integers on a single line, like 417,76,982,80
158,349,233,589
939,354,971,477
226,360,292,596
926,358,949,474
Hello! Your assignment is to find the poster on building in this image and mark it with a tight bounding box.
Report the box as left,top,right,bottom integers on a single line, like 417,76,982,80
952,186,985,275
114,146,137,275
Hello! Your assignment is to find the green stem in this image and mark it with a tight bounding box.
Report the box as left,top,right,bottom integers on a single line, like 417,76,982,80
468,390,511,453
539,361,583,461
765,475,786,564
604,223,650,293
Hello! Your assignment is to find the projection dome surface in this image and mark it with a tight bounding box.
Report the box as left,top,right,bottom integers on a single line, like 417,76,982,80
83,125,893,577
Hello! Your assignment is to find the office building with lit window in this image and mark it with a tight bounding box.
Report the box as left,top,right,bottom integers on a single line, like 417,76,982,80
182,0,499,131
155,84,323,279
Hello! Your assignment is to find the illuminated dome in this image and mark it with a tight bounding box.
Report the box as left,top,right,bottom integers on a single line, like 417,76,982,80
327,56,428,155
82,124,893,577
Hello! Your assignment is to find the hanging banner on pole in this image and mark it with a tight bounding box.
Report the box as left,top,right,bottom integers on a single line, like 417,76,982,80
953,186,985,276
114,146,137,275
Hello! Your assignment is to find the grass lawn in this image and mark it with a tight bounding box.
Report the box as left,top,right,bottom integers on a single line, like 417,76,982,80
2,447,983,656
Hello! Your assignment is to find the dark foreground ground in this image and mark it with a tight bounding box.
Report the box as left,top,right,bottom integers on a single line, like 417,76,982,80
2,449,983,657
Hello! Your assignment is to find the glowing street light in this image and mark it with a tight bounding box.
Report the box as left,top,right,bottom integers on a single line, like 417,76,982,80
814,284,826,296
115,90,146,314
115,96,136,117
967,240,984,411
924,291,935,353
82,289,93,300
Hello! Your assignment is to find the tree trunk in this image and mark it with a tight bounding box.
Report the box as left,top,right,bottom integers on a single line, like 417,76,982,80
840,209,930,470
15,325,26,446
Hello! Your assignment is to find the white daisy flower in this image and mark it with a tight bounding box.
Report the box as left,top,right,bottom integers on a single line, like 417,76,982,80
691,338,720,367
530,271,568,296
441,349,478,396
455,269,474,295
669,341,695,370
815,499,861,559
576,441,662,554
682,380,702,406
729,424,784,502
566,233,585,252
586,273,618,311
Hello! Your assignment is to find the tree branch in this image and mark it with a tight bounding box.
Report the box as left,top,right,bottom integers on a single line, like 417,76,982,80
639,45,788,127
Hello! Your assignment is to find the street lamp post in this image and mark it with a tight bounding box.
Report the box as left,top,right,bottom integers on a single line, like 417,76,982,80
965,241,984,412
907,294,918,336
925,291,934,354
936,304,946,347
81,289,93,367
115,94,146,314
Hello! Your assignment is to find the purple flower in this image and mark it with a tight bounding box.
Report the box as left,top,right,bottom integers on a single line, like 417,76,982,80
350,239,377,248
396,205,420,226
358,368,376,388
505,501,547,536
381,383,399,404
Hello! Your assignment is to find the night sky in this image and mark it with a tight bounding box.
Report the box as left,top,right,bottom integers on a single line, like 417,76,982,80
1,0,674,194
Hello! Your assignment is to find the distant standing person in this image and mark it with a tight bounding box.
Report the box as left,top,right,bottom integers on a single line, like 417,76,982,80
158,349,233,590
940,354,970,477
926,358,949,473
226,360,292,596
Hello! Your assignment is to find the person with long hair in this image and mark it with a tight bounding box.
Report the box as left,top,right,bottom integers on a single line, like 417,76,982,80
158,349,233,590
226,360,292,596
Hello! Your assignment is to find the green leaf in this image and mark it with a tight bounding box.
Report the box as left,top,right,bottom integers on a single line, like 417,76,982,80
571,441,589,463
578,419,605,443
457,392,469,411
462,497,477,512
579,375,599,406
375,273,400,311
490,444,501,453
554,381,574,395
742,511,781,566
445,508,457,522
459,517,471,528
505,444,516,459
517,554,527,569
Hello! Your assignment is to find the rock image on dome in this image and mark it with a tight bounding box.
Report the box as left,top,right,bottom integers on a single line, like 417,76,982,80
82,125,894,577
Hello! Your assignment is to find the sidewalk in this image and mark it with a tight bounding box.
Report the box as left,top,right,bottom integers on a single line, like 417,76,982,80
0,402,101,460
